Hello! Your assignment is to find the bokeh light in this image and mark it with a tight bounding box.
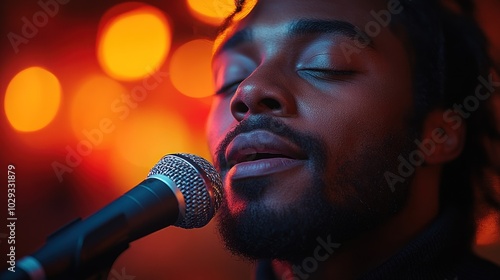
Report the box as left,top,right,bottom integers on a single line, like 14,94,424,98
4,67,62,132
187,0,257,25
111,110,193,191
70,75,128,149
476,211,500,246
97,4,171,81
187,0,234,25
169,39,215,98
1,1,499,277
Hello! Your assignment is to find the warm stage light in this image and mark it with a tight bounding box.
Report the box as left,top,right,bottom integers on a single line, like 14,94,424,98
187,0,234,25
70,75,128,149
169,39,214,98
186,0,257,25
4,67,61,132
97,4,171,81
476,211,500,246
111,110,193,192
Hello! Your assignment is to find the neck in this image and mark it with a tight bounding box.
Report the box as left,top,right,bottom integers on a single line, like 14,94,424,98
273,166,441,280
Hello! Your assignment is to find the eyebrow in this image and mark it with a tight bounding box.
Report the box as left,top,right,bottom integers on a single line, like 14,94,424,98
217,18,373,54
219,28,254,53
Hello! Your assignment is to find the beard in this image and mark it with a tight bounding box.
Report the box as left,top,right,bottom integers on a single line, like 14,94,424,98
215,115,418,262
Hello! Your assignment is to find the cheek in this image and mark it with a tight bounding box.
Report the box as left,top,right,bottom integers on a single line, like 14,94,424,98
206,97,235,155
300,80,413,172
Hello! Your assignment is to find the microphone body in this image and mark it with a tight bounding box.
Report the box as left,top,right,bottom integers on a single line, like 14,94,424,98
1,154,222,280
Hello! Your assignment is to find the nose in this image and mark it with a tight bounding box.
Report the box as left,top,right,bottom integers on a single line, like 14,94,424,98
230,66,298,121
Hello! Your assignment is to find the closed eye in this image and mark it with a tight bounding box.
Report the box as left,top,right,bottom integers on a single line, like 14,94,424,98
298,69,356,82
215,80,243,95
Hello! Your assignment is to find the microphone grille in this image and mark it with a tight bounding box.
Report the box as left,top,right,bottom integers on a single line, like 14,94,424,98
147,153,223,229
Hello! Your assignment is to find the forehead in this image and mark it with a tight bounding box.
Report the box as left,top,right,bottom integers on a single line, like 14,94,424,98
247,0,386,24
214,0,393,54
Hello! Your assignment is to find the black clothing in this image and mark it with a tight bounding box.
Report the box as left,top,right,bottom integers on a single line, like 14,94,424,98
254,206,500,279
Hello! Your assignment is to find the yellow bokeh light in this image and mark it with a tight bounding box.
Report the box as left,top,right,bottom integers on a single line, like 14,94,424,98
187,0,234,25
98,5,171,81
4,67,61,132
111,110,193,191
187,0,257,25
169,39,215,98
70,75,128,148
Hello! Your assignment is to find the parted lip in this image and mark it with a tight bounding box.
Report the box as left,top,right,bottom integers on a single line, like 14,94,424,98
225,129,307,168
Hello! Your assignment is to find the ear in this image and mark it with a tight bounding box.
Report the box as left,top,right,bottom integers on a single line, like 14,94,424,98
482,92,500,173
419,109,466,165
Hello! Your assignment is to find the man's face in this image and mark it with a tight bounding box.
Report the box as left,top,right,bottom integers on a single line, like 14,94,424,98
207,0,417,261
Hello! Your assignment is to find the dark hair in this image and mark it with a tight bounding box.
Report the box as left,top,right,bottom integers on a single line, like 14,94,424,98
220,0,499,225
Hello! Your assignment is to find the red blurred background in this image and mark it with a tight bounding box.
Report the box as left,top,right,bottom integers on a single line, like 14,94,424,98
0,0,499,279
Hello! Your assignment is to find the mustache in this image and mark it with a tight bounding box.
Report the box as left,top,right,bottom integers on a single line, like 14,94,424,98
215,115,327,173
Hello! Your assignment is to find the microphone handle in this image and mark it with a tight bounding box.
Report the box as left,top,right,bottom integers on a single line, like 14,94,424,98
2,177,179,280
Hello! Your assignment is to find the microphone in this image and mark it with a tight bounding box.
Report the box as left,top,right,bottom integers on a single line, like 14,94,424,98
2,153,223,280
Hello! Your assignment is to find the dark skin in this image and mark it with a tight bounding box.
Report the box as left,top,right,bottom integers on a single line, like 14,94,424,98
483,81,500,173
206,0,466,278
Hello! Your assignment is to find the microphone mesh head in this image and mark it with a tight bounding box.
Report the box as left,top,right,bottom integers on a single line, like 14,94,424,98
147,153,223,229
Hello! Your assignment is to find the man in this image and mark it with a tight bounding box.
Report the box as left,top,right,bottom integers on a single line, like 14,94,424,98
205,0,500,279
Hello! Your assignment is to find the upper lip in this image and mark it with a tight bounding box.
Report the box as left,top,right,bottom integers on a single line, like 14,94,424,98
225,130,307,167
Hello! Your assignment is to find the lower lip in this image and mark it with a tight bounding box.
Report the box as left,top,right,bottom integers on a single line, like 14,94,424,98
228,158,305,180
